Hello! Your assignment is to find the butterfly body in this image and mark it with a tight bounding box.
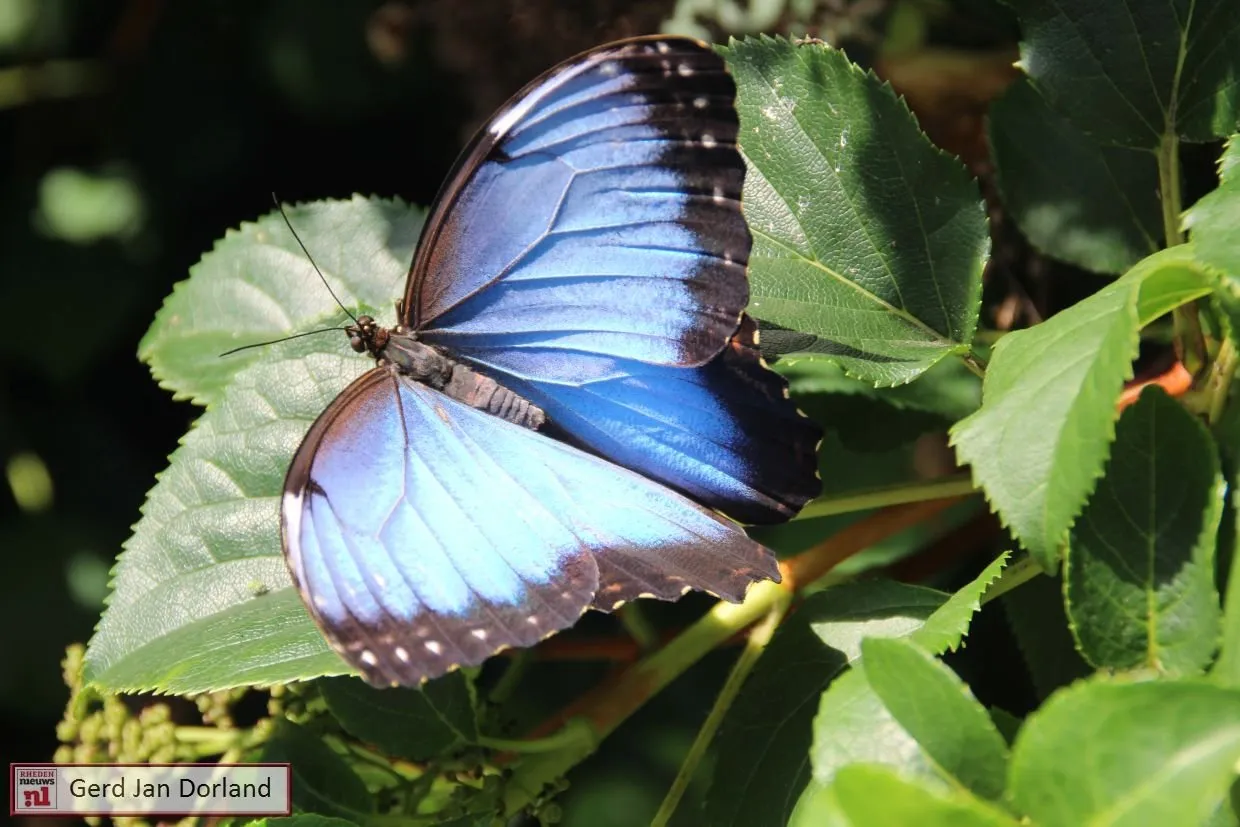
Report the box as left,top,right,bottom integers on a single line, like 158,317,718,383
348,315,546,430
282,36,822,687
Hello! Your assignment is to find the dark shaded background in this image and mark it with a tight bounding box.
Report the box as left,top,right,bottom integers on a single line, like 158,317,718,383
1,1,1034,823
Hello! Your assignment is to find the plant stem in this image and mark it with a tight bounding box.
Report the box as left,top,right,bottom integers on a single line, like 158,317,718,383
1158,131,1209,374
1206,337,1239,426
963,351,988,378
650,590,792,827
617,603,660,652
796,473,977,520
783,497,970,590
488,650,531,706
1158,132,1184,247
501,580,787,814
478,718,596,755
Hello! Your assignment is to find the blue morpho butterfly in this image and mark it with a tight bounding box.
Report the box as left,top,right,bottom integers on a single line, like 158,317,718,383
281,35,822,688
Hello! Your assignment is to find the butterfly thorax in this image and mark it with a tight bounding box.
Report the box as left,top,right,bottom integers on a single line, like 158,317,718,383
347,315,546,431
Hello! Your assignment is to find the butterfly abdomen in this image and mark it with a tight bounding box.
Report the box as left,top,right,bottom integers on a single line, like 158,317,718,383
381,332,546,430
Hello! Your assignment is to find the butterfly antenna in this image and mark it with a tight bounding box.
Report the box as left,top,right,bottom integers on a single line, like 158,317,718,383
271,192,360,326
219,327,349,357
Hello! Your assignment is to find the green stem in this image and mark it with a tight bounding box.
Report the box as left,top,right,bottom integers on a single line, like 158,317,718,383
796,473,978,521
1206,337,1238,426
502,580,787,815
478,718,596,755
1158,132,1184,246
963,351,988,378
1158,131,1208,373
488,650,532,706
650,589,792,827
618,603,660,651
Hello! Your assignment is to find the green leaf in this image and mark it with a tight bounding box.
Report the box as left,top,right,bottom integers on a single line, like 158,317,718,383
861,638,1010,800
812,668,934,787
788,780,847,827
320,672,477,761
807,561,1006,787
257,722,374,820
87,198,429,692
989,77,1161,274
139,197,422,406
723,35,988,385
1184,134,1240,280
1007,0,1240,149
803,579,950,662
821,764,1019,826
1212,394,1240,686
778,354,982,421
950,245,1214,569
703,590,851,827
706,565,1004,827
914,552,1010,654
1065,387,1224,674
84,351,363,691
1009,679,1240,827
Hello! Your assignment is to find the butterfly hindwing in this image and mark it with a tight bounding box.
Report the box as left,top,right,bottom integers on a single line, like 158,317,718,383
282,367,778,686
467,315,822,524
408,36,749,369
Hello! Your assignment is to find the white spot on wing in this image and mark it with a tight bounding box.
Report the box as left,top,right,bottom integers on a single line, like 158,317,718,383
526,615,540,625
693,96,708,109
701,133,717,148
656,41,670,54
373,573,387,589
471,629,489,641
425,640,443,655
395,646,410,662
677,62,693,77
360,650,378,666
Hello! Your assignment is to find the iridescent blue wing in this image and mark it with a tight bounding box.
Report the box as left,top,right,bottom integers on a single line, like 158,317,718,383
404,36,821,522
478,315,822,524
407,36,749,368
282,368,778,687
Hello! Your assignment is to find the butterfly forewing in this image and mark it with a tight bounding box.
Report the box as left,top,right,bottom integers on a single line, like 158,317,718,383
408,36,750,368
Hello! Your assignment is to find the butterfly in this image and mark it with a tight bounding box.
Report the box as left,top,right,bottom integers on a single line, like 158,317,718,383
281,35,822,687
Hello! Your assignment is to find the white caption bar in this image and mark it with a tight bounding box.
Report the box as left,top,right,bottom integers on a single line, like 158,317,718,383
10,764,292,817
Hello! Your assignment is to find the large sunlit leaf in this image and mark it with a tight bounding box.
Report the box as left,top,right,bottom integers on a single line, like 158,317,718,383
950,246,1214,569
138,197,421,406
861,638,1010,801
1184,133,1240,282
1009,680,1240,826
83,350,362,691
724,35,988,385
797,764,1018,827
